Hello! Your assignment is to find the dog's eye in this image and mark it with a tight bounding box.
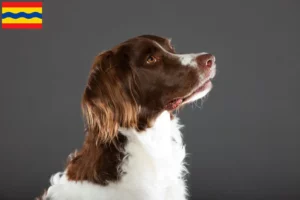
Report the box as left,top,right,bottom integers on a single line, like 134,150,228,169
146,55,157,64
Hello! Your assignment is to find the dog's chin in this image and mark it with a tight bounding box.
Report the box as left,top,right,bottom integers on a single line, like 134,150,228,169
182,80,212,104
164,80,213,111
183,66,216,104
165,66,216,111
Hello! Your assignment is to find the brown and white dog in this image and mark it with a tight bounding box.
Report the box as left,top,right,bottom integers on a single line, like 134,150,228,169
37,35,217,200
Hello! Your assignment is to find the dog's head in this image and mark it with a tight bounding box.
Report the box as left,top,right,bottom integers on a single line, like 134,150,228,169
82,35,216,143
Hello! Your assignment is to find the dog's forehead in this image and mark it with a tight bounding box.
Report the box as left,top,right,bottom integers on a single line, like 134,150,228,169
140,35,173,49
116,38,161,51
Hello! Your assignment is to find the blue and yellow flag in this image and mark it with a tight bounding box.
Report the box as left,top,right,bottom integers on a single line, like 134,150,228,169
2,2,42,29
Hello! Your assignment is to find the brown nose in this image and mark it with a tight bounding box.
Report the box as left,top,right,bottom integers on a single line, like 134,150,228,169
196,54,215,68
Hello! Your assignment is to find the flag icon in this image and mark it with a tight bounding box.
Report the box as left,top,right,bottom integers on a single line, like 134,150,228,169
2,2,42,29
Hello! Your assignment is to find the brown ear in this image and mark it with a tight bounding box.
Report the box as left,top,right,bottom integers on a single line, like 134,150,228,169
81,50,138,144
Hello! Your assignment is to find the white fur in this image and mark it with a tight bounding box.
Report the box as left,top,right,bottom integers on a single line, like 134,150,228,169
178,52,213,68
153,41,209,68
43,111,188,200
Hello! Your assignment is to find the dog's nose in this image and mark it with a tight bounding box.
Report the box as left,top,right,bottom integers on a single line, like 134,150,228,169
196,54,215,69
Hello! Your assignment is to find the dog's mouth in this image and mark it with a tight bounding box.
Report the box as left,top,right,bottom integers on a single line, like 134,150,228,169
165,79,212,111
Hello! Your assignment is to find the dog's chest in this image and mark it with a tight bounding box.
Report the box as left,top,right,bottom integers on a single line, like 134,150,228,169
118,112,187,196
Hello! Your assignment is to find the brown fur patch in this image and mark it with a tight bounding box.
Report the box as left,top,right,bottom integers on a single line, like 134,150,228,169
66,133,128,185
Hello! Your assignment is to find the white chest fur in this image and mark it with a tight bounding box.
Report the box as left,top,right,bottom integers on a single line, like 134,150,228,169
45,111,188,200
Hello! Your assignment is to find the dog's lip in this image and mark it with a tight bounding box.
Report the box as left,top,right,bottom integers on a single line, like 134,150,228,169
165,79,212,110
184,68,216,100
164,66,216,110
182,79,212,101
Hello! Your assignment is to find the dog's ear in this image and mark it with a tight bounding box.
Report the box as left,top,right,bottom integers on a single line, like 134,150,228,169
81,50,138,144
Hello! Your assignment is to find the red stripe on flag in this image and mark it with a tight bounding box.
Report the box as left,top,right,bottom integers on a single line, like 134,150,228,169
2,24,42,29
2,2,42,7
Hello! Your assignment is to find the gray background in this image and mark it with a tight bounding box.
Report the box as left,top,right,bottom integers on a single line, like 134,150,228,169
0,0,299,199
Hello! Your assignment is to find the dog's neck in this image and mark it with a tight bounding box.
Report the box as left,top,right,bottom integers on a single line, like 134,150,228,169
120,111,177,157
65,111,182,185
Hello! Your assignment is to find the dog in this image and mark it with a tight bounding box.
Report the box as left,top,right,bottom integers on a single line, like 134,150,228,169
37,35,217,200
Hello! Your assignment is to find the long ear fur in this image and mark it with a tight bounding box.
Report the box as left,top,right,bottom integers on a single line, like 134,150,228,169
81,50,138,144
